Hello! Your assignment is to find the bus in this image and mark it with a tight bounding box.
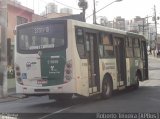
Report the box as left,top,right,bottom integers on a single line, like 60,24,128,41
15,19,148,101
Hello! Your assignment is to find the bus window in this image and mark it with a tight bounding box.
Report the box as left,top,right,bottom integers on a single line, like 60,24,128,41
55,38,64,47
99,45,103,58
104,45,114,57
50,38,55,47
129,38,132,47
17,22,66,53
99,33,104,58
75,27,85,59
32,36,36,46
133,38,140,57
99,33,114,58
51,38,55,44
126,37,133,58
86,40,90,52
19,35,29,50
41,37,49,45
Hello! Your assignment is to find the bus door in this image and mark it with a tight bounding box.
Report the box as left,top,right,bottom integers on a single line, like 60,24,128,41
141,41,148,80
114,37,126,87
85,32,100,94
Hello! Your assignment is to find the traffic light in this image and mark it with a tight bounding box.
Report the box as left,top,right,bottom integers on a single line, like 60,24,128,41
78,0,88,22
78,0,88,9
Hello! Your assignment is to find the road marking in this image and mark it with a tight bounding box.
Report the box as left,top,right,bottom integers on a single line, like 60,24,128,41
38,106,73,119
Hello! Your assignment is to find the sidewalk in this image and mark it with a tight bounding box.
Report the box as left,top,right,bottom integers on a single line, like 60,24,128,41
0,88,25,103
148,54,160,61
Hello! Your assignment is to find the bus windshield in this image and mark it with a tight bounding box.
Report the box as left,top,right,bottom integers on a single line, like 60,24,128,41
17,22,66,53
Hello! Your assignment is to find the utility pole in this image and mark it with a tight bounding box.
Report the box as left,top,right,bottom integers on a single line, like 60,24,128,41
86,0,122,22
0,0,8,97
93,0,96,24
142,18,145,35
154,5,158,51
146,15,150,47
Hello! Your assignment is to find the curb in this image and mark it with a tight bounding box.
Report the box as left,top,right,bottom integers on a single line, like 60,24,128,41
0,94,26,103
0,97,19,103
9,94,26,99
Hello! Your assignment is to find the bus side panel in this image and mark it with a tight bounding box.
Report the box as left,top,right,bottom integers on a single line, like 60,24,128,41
80,60,90,96
63,21,77,94
68,21,89,96
99,59,118,90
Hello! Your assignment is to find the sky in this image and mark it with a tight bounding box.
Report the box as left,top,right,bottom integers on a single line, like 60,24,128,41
18,0,160,32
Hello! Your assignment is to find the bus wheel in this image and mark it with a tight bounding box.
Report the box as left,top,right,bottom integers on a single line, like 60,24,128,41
101,78,113,99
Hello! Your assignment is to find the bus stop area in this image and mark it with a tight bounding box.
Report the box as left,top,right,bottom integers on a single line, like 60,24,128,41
0,87,25,103
0,78,25,103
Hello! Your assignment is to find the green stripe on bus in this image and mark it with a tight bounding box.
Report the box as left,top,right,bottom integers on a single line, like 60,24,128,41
41,50,66,86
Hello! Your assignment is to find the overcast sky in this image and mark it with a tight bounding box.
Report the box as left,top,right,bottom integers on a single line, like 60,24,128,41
18,0,160,32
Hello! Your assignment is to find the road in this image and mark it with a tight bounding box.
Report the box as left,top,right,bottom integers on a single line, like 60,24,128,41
0,56,160,119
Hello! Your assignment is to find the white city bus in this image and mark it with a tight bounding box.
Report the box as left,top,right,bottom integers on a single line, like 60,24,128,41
15,19,148,100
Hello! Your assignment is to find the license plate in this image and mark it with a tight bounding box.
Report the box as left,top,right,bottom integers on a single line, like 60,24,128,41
37,80,48,84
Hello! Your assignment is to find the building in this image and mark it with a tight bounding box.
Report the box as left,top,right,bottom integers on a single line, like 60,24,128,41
0,0,34,44
32,14,46,22
60,8,72,14
128,16,146,34
0,0,36,92
113,16,125,30
125,16,156,47
46,3,58,14
46,12,72,19
0,0,35,67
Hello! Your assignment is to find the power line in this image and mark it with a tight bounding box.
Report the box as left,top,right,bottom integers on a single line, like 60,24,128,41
41,0,81,12
86,1,116,19
51,0,81,10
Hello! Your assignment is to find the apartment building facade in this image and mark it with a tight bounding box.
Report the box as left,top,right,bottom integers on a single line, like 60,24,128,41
0,0,34,44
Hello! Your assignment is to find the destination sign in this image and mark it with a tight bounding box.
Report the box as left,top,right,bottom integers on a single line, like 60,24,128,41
33,26,50,34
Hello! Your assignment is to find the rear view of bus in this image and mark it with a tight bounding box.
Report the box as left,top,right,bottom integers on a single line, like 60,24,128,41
15,20,75,100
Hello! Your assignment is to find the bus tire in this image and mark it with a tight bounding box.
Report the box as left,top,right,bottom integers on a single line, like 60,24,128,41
101,77,113,99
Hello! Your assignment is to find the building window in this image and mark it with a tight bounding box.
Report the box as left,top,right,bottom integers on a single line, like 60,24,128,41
17,16,28,25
